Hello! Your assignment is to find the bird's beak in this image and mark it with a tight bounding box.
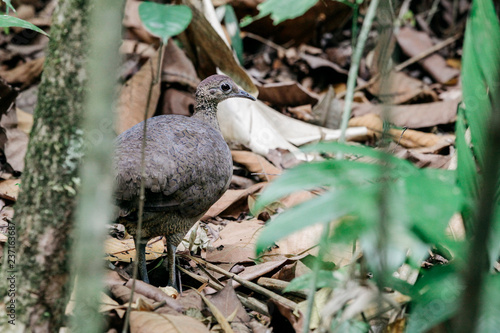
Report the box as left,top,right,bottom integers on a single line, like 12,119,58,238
235,89,256,101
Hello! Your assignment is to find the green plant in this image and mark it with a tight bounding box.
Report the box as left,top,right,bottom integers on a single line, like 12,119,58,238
0,0,48,36
253,0,500,331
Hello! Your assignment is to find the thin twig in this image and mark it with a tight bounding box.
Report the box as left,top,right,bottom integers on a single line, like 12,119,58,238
122,43,164,333
186,255,298,310
177,265,269,315
393,33,462,72
338,0,380,146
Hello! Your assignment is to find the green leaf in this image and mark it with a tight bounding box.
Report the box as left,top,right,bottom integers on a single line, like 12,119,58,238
461,0,500,167
302,141,417,174
284,270,338,292
406,266,462,333
138,3,192,44
0,15,48,36
2,0,16,13
253,159,380,213
455,105,478,229
255,185,378,255
240,0,318,27
477,275,500,332
223,5,243,64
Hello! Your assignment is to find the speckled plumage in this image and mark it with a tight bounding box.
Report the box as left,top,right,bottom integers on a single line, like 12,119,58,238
113,75,255,286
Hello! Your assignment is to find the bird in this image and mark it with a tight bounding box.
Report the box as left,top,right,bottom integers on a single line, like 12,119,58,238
113,75,256,287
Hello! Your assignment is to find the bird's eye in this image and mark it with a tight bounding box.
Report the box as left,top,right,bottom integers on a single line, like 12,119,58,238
221,83,231,92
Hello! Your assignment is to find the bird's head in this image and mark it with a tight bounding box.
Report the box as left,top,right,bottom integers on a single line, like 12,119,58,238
195,75,256,104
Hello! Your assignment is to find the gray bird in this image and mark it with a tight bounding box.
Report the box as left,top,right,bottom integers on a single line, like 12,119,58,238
114,75,256,286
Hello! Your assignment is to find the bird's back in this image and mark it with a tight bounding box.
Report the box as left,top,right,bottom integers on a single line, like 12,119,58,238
114,115,232,222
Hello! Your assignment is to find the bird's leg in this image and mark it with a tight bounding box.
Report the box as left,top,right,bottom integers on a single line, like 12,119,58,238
135,237,149,284
166,240,177,289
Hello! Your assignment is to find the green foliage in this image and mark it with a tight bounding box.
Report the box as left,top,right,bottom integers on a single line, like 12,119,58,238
0,15,48,36
240,0,318,27
138,2,192,45
223,5,244,64
458,0,500,262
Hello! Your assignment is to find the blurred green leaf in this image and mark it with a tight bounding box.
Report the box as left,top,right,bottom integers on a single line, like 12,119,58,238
2,0,15,13
255,185,378,255
240,0,318,27
461,0,500,167
284,270,338,292
407,266,462,333
0,15,48,36
252,159,380,213
455,105,479,230
223,5,243,64
138,3,192,44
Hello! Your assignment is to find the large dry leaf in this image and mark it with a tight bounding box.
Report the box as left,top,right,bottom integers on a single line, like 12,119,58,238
232,259,288,289
162,38,199,88
104,236,164,262
181,0,257,96
116,47,162,133
206,219,264,263
218,98,367,158
312,85,343,129
231,150,281,181
349,113,446,148
207,281,250,323
202,182,266,220
130,311,210,333
396,27,459,84
120,39,157,58
350,99,458,128
367,71,438,104
256,81,319,107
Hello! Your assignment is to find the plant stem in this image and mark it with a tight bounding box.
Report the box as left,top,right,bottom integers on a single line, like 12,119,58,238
338,0,380,147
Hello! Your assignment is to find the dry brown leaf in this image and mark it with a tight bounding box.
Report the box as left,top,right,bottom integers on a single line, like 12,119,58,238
348,113,443,148
0,179,20,201
231,150,281,181
180,0,257,96
232,259,288,289
367,71,438,104
120,39,157,58
350,99,458,128
130,311,210,333
104,236,164,262
396,27,459,84
256,81,319,107
288,105,314,122
123,0,158,44
207,280,250,323
207,218,264,263
0,57,44,88
116,47,162,133
161,38,199,88
124,279,182,310
202,182,266,220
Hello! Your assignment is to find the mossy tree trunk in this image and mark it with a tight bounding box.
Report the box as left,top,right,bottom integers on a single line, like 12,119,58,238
1,0,88,331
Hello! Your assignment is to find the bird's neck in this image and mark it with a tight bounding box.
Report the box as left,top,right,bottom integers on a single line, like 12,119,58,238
192,100,221,132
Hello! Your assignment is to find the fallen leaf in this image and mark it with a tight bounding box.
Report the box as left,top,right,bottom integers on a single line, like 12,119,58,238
202,182,266,220
256,81,319,107
104,236,164,262
0,57,44,88
0,179,19,201
232,150,281,181
396,27,459,84
350,99,458,128
130,311,209,333
116,46,162,133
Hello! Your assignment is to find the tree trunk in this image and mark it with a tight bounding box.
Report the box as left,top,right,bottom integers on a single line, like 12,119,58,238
0,0,88,331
